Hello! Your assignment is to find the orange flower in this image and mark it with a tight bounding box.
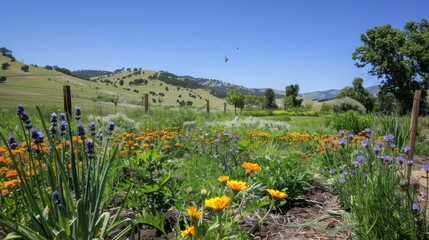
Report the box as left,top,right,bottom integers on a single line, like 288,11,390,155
3,179,20,188
226,180,247,192
242,162,261,173
186,206,201,221
218,175,229,184
5,170,18,179
180,225,196,237
205,195,230,211
267,189,288,199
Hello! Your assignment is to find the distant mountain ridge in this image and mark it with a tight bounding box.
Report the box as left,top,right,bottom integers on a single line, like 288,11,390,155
299,85,380,101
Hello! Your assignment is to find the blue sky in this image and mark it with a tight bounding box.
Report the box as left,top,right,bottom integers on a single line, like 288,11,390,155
2,0,428,92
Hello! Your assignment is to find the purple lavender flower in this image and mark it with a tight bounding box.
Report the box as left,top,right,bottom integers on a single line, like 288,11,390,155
107,121,115,135
20,112,30,123
362,140,370,147
407,160,414,166
31,129,39,139
339,130,345,136
50,113,58,124
357,155,364,162
396,156,404,164
89,122,96,136
85,139,94,158
223,129,230,135
412,203,420,212
339,178,345,184
343,170,349,175
17,104,24,115
403,146,411,154
351,171,356,176
75,106,81,120
390,143,396,149
52,191,61,205
31,131,44,144
7,135,19,149
383,134,394,142
59,113,66,121
364,128,371,133
329,169,336,175
98,131,103,141
338,138,347,146
421,164,429,172
60,121,68,136
366,133,373,139
348,133,354,139
49,125,57,136
376,141,383,146
77,123,86,137
373,145,381,153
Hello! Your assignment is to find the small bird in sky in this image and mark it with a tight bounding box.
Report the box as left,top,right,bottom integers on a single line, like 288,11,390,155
224,56,229,63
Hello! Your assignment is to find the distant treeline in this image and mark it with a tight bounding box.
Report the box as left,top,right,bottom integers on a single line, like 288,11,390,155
71,70,112,80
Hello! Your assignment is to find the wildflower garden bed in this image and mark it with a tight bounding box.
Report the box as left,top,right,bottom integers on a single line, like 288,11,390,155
1,105,428,239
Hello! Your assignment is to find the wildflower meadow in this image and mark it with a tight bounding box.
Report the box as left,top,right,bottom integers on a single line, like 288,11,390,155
0,105,428,239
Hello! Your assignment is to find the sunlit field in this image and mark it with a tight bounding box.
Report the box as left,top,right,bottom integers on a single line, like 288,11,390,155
1,105,429,239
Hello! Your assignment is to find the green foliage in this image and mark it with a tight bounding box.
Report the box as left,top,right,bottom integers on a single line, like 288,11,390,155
20,65,29,72
0,106,133,239
1,62,10,70
320,103,333,114
332,97,367,114
285,84,303,108
256,154,312,202
0,76,6,82
330,111,373,133
337,78,375,112
353,19,429,114
226,88,245,115
376,115,411,149
264,88,277,109
322,130,428,240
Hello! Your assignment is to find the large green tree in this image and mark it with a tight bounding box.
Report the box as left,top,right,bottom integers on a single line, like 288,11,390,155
336,78,375,112
284,84,303,108
352,19,429,114
264,88,278,109
226,88,245,115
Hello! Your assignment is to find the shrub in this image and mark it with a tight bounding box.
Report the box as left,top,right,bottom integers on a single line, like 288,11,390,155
330,110,373,133
332,97,366,114
320,103,333,114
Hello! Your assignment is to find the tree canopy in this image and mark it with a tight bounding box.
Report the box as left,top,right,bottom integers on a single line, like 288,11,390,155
226,88,245,115
352,19,428,114
284,84,303,108
264,88,278,109
336,78,375,112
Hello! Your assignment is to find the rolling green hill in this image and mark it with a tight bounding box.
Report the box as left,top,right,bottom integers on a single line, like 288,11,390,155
0,55,228,113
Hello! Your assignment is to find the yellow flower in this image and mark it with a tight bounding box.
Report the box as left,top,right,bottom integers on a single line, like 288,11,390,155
267,189,288,199
180,225,196,237
218,175,229,184
187,206,201,221
226,180,247,192
205,195,230,211
242,162,261,173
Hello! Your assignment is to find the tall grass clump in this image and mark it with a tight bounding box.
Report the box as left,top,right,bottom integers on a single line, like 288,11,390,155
321,129,428,240
329,110,373,134
376,114,411,150
0,105,133,239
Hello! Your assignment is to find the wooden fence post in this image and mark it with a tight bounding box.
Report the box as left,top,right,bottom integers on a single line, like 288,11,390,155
63,85,72,115
206,99,210,113
224,103,227,115
408,90,421,160
144,93,149,113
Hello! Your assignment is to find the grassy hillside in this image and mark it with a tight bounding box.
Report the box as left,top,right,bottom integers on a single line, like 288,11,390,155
0,55,228,113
